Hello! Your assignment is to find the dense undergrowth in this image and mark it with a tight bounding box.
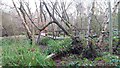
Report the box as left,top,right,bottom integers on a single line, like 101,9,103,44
1,38,55,66
41,37,72,54
35,37,120,66
0,37,120,66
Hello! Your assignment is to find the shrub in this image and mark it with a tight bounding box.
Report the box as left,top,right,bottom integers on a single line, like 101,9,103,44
44,38,72,54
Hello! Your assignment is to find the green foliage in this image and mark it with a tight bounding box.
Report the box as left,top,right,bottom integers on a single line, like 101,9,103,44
0,38,15,46
95,52,120,66
40,37,51,45
102,53,120,65
63,52,120,66
44,39,62,54
1,38,120,66
1,38,55,66
67,58,95,66
21,32,26,35
44,38,72,54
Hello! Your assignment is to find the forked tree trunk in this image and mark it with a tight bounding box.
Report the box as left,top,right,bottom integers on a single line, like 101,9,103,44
12,0,32,44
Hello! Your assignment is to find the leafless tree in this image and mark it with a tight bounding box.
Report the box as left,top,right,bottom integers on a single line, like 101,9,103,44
11,0,120,59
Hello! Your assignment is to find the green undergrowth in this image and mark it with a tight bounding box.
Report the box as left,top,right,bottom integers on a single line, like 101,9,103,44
1,37,120,66
40,37,120,66
41,37,72,54
62,52,120,66
1,38,55,66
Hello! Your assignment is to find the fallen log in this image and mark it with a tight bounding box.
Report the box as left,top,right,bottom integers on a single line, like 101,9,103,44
45,45,83,60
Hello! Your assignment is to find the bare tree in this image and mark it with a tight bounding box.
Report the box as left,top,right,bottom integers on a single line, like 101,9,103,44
12,0,32,44
11,0,120,60
97,1,120,51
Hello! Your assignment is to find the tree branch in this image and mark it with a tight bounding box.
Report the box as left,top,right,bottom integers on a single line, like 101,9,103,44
43,2,70,36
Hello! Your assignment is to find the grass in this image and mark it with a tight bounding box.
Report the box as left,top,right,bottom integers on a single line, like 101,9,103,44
1,38,55,66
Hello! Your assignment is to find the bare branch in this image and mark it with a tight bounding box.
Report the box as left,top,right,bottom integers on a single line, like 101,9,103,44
43,1,70,36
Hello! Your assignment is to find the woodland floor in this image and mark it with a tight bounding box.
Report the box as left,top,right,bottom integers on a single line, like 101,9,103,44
1,36,120,66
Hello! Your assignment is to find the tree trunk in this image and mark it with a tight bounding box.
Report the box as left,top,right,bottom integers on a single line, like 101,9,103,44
12,0,32,44
108,1,113,53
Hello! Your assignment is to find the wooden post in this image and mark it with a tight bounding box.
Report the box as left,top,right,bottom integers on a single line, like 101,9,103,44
108,1,113,53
